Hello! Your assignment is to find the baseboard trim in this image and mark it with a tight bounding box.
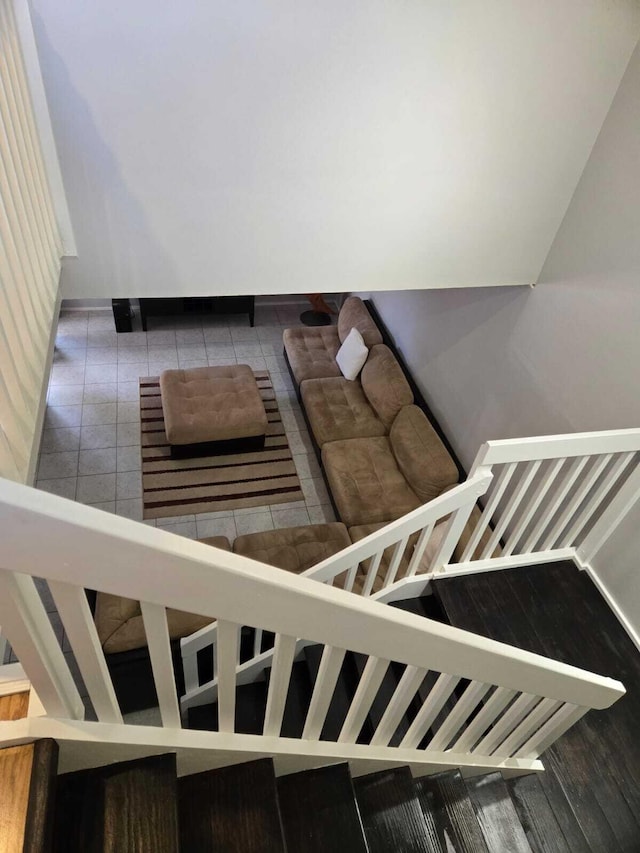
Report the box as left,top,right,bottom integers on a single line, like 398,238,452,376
582,563,640,655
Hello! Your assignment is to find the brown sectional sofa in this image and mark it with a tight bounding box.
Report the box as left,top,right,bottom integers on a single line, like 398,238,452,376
92,296,474,713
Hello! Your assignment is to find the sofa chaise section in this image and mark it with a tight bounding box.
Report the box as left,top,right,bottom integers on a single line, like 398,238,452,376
322,405,459,528
283,296,382,387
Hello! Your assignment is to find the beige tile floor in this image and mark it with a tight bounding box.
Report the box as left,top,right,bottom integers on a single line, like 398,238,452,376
37,302,335,534
5,301,338,711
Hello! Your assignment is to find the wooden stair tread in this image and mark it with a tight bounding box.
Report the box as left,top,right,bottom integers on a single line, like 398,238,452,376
390,596,447,623
434,563,640,851
354,766,433,853
54,766,105,852
508,773,581,853
277,762,368,853
0,743,35,852
101,753,179,852
54,754,179,853
178,757,285,853
24,739,59,853
414,770,489,853
465,772,534,853
0,736,58,853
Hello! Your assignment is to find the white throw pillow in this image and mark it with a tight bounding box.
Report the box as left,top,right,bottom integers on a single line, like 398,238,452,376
336,327,368,381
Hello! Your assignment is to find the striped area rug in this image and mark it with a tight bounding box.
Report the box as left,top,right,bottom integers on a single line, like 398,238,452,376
140,372,305,519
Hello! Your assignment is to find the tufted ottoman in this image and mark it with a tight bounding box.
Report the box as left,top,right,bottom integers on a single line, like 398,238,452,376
160,365,268,458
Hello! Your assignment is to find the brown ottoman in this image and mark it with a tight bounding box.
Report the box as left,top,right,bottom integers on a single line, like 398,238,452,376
160,365,268,458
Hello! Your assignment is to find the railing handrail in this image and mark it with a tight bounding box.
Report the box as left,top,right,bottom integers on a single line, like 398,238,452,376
471,428,640,467
0,477,625,710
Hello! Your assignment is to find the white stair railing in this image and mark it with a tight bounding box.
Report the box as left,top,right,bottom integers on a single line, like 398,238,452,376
181,471,492,711
0,477,625,778
443,429,640,577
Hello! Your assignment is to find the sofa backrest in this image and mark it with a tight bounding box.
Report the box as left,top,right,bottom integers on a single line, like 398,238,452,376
389,405,459,502
338,296,383,349
361,345,414,428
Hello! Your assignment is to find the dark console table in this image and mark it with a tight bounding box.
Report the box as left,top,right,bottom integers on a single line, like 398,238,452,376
138,295,255,331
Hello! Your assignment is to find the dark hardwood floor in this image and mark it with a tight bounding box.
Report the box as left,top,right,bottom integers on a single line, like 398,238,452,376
434,560,640,853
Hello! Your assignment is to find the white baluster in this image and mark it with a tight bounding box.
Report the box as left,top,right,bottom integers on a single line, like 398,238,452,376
338,657,389,743
493,697,561,757
451,687,517,752
371,665,428,747
399,673,459,750
473,693,540,755
302,646,346,740
427,681,490,751
263,634,297,737
140,601,181,728
502,459,564,555
460,463,516,562
216,620,240,733
49,581,122,724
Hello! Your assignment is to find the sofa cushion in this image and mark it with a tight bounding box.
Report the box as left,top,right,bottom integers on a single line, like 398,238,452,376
337,297,383,349
360,345,414,428
94,535,231,654
390,406,459,502
336,327,368,381
300,377,386,447
233,523,351,574
283,326,341,386
322,436,422,526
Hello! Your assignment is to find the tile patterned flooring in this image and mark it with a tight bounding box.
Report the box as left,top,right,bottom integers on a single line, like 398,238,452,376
38,303,335,532
5,302,338,711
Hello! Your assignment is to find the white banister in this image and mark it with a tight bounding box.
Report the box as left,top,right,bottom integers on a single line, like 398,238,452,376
449,429,640,578
0,479,626,711
0,470,631,777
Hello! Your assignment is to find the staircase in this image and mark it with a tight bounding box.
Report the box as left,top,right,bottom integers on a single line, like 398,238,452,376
4,740,540,852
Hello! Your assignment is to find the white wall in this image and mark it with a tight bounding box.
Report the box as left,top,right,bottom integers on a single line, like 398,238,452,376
371,41,640,632
30,0,639,299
